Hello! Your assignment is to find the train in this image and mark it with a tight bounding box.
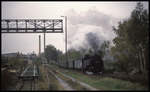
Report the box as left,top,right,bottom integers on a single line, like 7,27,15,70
54,53,104,75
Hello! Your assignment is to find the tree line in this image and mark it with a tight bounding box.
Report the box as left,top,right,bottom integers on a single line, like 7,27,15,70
111,2,149,75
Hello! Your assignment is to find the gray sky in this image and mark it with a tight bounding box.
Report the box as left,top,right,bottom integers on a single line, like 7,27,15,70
1,1,149,54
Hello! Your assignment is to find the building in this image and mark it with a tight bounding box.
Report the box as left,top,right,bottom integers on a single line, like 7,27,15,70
2,53,18,58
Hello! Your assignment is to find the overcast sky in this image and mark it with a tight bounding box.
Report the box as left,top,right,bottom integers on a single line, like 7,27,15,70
1,1,149,54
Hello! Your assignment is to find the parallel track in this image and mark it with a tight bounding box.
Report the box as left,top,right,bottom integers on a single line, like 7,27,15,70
18,64,39,90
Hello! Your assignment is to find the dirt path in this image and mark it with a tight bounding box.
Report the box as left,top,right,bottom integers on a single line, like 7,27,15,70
46,64,98,90
43,64,74,90
49,70,75,90
56,70,98,90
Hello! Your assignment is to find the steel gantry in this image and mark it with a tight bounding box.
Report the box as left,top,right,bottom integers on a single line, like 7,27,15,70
1,19,64,64
1,19,63,33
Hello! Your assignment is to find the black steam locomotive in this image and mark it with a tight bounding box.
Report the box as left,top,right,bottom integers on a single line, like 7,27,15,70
82,53,104,74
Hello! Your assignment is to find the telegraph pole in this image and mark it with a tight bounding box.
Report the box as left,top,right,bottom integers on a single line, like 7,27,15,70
43,20,46,64
44,31,46,63
43,21,45,53
65,16,68,68
39,35,41,56
61,16,68,68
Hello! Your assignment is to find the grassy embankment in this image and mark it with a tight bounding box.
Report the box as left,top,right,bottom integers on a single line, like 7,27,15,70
49,64,148,90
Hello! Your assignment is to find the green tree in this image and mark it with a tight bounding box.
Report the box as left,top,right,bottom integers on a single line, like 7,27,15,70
111,2,149,74
45,44,60,63
68,48,81,61
127,2,149,73
98,41,110,58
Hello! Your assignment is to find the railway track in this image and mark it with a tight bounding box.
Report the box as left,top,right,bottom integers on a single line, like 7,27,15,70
17,64,39,90
17,78,38,91
17,63,96,90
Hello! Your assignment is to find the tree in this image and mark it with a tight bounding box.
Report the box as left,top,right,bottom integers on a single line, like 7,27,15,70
45,44,60,63
128,2,149,73
98,41,110,58
111,2,149,74
68,48,81,61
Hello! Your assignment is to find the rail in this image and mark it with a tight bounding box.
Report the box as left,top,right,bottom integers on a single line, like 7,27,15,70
18,64,39,90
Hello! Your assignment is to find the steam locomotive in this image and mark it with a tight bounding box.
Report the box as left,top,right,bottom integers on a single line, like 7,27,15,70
82,53,104,74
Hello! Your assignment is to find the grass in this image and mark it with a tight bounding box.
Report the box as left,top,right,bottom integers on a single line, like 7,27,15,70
54,70,89,90
89,77,147,90
38,65,49,90
47,69,65,90
38,64,65,90
49,64,148,90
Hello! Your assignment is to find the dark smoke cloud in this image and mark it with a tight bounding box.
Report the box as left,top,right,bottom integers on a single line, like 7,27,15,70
66,8,120,49
86,32,103,52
